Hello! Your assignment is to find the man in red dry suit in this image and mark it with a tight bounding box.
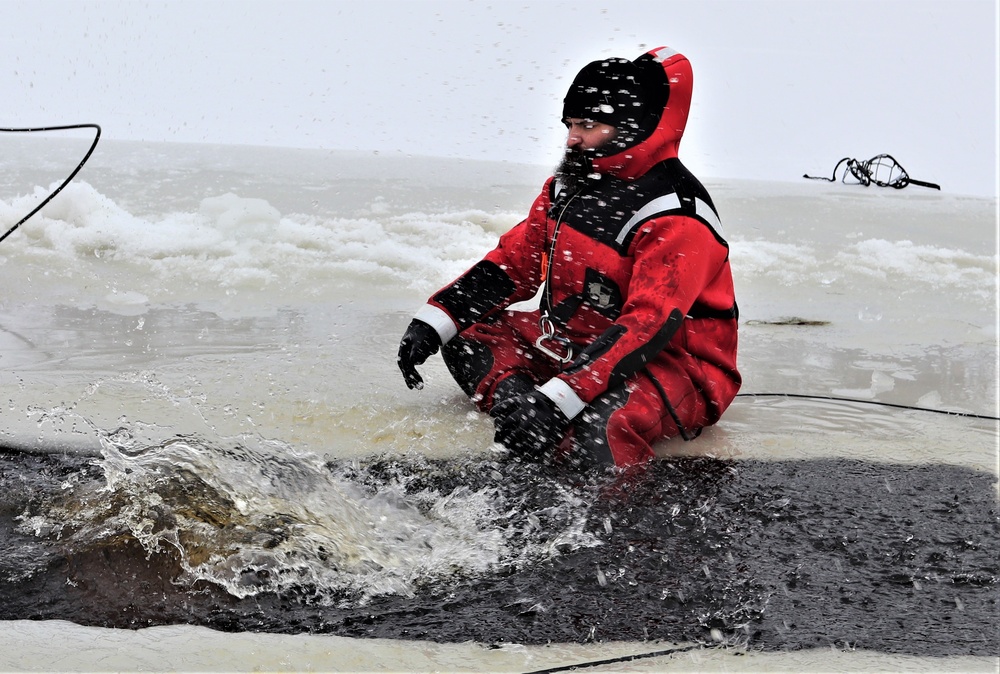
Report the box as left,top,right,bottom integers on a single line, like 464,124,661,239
397,47,740,469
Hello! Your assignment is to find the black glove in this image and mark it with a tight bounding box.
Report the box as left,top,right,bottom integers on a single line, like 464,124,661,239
490,390,570,459
397,319,441,390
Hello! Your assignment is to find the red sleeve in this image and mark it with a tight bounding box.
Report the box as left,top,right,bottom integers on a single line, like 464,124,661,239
481,182,553,304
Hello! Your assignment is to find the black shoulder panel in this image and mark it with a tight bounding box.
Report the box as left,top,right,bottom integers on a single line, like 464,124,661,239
559,159,727,255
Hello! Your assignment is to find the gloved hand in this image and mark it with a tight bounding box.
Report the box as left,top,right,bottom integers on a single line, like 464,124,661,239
490,390,570,459
397,319,441,390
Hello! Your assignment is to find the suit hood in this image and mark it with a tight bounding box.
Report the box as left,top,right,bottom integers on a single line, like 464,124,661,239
589,46,693,181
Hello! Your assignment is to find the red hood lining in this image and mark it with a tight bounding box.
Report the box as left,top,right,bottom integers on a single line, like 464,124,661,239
591,47,693,181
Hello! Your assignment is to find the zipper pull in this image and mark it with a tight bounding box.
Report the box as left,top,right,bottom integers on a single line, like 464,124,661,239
540,251,549,279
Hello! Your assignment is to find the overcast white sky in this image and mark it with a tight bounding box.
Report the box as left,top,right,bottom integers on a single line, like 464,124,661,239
2,0,997,196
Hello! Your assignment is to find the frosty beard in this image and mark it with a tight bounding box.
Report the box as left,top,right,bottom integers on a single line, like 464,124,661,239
554,147,596,195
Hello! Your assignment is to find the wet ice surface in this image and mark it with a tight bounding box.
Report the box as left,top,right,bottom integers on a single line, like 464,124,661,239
0,140,997,666
2,291,994,473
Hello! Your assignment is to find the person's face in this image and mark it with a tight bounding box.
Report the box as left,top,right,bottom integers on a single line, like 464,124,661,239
564,118,617,151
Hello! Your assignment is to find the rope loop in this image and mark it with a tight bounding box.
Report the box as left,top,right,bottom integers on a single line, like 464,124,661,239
0,123,102,245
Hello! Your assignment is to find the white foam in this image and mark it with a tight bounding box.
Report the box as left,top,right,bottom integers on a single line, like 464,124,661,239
3,178,994,306
839,238,997,299
1,181,519,299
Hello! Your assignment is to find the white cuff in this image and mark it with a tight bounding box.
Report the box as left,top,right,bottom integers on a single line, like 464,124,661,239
538,378,587,420
414,304,459,344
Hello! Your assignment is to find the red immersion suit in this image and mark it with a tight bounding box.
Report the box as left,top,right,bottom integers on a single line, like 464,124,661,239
414,47,741,467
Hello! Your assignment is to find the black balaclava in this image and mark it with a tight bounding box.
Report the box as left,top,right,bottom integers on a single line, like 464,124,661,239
562,57,646,136
559,57,647,183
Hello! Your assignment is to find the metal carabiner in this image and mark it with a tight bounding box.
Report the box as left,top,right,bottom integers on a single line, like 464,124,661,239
535,313,574,364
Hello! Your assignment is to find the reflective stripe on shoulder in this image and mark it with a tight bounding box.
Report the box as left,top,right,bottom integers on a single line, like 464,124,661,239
694,196,724,235
613,193,681,246
614,193,724,246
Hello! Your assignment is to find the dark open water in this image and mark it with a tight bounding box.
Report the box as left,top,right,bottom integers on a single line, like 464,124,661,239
2,442,996,656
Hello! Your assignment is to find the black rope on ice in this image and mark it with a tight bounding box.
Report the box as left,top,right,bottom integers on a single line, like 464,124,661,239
804,154,940,190
0,123,102,245
735,392,1000,422
521,644,702,674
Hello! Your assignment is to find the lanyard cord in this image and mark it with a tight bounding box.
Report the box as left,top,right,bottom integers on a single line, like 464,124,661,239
533,190,583,366
0,124,102,245
541,189,580,320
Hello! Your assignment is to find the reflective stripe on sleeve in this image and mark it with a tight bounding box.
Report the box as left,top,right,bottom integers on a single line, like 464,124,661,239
414,304,459,344
538,377,587,420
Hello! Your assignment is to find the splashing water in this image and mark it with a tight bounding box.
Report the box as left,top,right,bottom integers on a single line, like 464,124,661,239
13,431,602,606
